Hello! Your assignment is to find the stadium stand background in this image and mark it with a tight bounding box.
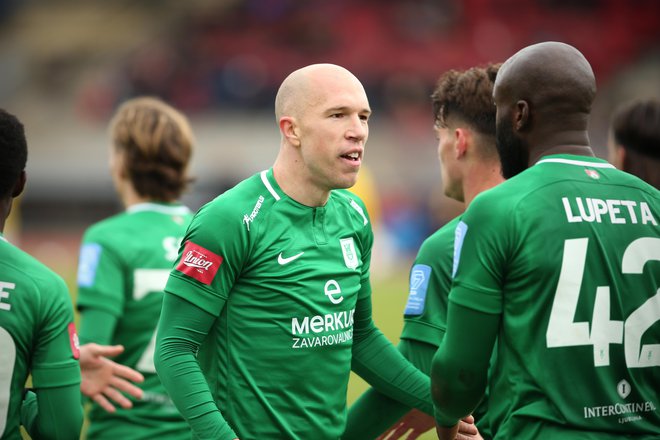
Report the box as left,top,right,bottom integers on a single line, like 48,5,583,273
1,0,659,276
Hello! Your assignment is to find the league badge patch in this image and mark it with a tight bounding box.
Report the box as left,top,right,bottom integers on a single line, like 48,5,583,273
77,243,102,287
176,241,223,285
340,237,359,270
404,264,431,315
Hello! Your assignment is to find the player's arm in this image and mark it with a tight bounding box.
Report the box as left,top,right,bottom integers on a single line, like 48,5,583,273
26,279,83,439
344,339,438,440
350,296,434,416
21,385,83,440
431,301,499,440
154,292,238,440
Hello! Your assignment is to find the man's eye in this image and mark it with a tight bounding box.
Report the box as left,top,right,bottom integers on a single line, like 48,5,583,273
331,113,343,118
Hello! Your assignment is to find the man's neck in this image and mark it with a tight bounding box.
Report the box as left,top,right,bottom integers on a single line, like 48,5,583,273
463,160,505,207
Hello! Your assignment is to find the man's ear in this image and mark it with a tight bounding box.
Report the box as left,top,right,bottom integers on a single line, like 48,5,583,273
455,128,468,158
614,145,626,169
279,117,301,147
515,100,530,131
11,170,26,198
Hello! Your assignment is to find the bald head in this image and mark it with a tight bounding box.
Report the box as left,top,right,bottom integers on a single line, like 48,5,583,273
275,64,366,121
495,42,596,116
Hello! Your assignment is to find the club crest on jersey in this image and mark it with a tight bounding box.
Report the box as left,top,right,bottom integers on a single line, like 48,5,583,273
584,169,600,179
176,241,223,285
340,237,358,270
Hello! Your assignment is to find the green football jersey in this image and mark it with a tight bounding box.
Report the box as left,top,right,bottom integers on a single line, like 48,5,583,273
401,216,460,345
166,168,373,440
77,203,193,439
0,234,81,440
451,154,660,439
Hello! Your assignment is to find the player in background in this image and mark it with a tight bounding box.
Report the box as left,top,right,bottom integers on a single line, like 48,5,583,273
154,63,478,440
76,97,194,440
0,108,83,439
343,65,501,440
432,41,660,439
608,98,660,190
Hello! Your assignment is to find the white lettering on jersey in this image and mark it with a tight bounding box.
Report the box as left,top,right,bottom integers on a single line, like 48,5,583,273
562,197,657,225
182,251,214,270
243,195,265,231
291,308,355,335
0,282,14,311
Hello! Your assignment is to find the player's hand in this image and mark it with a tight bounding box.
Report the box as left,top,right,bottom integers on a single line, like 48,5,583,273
79,343,144,413
376,408,434,439
435,415,483,440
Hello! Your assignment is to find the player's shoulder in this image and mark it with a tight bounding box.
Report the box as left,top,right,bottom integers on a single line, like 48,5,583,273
195,170,279,226
82,210,136,241
0,239,68,292
332,189,371,225
417,216,461,254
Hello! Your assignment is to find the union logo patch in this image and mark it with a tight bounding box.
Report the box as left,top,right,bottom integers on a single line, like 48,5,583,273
68,322,80,360
176,241,223,285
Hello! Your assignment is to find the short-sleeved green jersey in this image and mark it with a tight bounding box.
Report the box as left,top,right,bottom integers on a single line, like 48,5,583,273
0,234,81,440
166,168,373,440
451,154,660,439
401,216,460,346
77,203,192,439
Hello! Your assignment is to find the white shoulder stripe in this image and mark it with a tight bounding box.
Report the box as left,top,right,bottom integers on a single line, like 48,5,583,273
350,199,368,226
536,158,616,169
260,170,280,201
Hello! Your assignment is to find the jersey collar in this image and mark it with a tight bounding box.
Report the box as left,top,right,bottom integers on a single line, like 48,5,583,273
260,169,282,201
126,202,191,215
535,154,616,169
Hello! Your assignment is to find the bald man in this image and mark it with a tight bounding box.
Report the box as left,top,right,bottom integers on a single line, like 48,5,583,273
431,42,660,439
154,64,434,440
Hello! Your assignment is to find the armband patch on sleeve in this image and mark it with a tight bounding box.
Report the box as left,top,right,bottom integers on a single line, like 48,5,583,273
175,241,223,285
404,264,431,316
68,322,80,359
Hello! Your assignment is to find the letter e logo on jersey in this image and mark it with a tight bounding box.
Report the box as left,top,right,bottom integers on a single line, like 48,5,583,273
340,238,358,270
176,241,223,285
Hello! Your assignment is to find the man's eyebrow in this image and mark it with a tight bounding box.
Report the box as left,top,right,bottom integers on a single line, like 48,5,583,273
326,106,372,115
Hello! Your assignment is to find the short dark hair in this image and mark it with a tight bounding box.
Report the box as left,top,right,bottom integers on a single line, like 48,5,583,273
611,98,660,160
431,63,500,137
0,109,28,198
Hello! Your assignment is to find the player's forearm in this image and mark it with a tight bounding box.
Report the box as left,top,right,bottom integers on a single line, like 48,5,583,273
430,301,498,427
78,308,118,345
155,293,237,440
343,386,410,440
22,386,83,440
351,297,433,415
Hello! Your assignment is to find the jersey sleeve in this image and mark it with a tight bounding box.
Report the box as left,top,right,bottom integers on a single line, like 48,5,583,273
449,192,515,314
76,227,126,317
31,275,81,389
154,293,237,440
351,296,433,415
21,386,83,439
165,199,249,316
